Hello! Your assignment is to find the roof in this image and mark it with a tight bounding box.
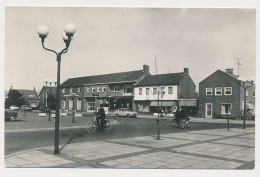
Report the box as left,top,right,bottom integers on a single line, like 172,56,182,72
199,69,239,84
136,72,187,87
61,70,145,87
39,86,57,96
17,89,40,100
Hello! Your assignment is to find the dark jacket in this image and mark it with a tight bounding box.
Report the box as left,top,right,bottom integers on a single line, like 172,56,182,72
97,107,106,119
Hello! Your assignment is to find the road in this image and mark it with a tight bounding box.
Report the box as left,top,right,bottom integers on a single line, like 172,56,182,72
5,111,254,155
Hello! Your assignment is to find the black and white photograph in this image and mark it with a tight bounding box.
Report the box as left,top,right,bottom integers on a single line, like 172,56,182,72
1,0,259,177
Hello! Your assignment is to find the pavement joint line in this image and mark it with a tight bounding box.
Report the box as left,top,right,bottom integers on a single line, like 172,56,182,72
165,149,251,165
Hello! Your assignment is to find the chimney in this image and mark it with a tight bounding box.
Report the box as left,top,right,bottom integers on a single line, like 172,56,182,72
226,68,234,75
143,64,149,75
184,68,189,75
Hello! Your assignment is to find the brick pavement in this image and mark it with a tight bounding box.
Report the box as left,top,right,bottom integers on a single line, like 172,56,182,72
5,126,255,169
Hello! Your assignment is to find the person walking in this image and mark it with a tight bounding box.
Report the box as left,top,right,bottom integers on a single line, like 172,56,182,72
175,107,181,128
180,107,187,129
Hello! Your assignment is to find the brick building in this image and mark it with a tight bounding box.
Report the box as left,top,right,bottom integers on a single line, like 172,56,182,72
199,69,255,119
60,65,150,112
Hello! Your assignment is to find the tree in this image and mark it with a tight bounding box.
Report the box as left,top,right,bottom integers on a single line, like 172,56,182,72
5,90,26,109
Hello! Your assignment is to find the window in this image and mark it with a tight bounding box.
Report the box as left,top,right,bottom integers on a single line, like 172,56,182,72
62,99,66,110
97,87,101,92
123,85,133,94
160,87,165,94
102,87,106,92
87,98,95,111
114,85,120,92
87,87,90,92
168,87,173,94
77,99,81,110
29,95,35,97
221,104,232,115
153,88,157,95
215,87,222,95
78,87,81,92
224,87,232,95
62,88,65,93
206,88,212,95
92,87,96,93
146,88,149,95
253,90,255,97
139,88,142,95
69,99,73,110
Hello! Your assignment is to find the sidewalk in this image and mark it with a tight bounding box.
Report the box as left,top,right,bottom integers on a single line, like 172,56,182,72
5,126,255,169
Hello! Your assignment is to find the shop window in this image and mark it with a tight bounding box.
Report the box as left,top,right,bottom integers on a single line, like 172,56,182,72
77,99,81,110
87,98,95,111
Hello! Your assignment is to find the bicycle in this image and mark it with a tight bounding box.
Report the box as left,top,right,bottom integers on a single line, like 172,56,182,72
86,115,111,133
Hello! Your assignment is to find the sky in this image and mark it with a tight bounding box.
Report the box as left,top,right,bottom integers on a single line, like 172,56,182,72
4,7,256,93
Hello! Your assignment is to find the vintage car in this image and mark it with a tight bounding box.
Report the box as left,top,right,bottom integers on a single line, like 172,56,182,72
5,109,18,122
20,105,32,111
10,105,19,111
115,108,138,118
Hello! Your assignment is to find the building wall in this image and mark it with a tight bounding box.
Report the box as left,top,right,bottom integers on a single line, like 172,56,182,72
134,85,178,101
179,75,196,99
199,70,241,118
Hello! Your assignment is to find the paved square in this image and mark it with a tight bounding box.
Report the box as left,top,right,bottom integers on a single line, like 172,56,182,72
61,141,148,160
110,136,194,148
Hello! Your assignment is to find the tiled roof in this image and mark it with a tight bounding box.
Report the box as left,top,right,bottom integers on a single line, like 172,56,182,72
136,72,187,87
61,70,145,87
17,89,40,100
39,86,57,96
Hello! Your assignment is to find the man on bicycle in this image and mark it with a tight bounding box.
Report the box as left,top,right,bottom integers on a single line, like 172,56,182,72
96,106,106,129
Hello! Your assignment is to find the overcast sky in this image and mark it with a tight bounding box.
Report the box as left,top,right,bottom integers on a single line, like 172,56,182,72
5,7,255,92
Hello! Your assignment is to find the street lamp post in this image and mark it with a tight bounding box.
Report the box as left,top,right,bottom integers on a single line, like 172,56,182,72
156,89,165,140
37,23,76,154
238,77,254,129
70,91,77,123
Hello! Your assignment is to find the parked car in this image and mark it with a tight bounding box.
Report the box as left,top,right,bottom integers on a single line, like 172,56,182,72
20,105,32,111
10,105,19,111
115,108,138,118
5,109,18,122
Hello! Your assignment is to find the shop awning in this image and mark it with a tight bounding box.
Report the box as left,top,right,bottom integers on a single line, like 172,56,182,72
179,99,197,107
246,103,255,110
150,101,177,107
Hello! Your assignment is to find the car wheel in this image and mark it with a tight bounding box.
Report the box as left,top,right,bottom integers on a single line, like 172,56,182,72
127,114,130,118
10,117,15,122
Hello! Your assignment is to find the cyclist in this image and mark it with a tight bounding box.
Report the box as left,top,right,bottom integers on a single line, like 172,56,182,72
96,106,106,129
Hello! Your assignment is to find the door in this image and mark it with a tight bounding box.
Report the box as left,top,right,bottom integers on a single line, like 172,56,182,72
205,103,212,118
